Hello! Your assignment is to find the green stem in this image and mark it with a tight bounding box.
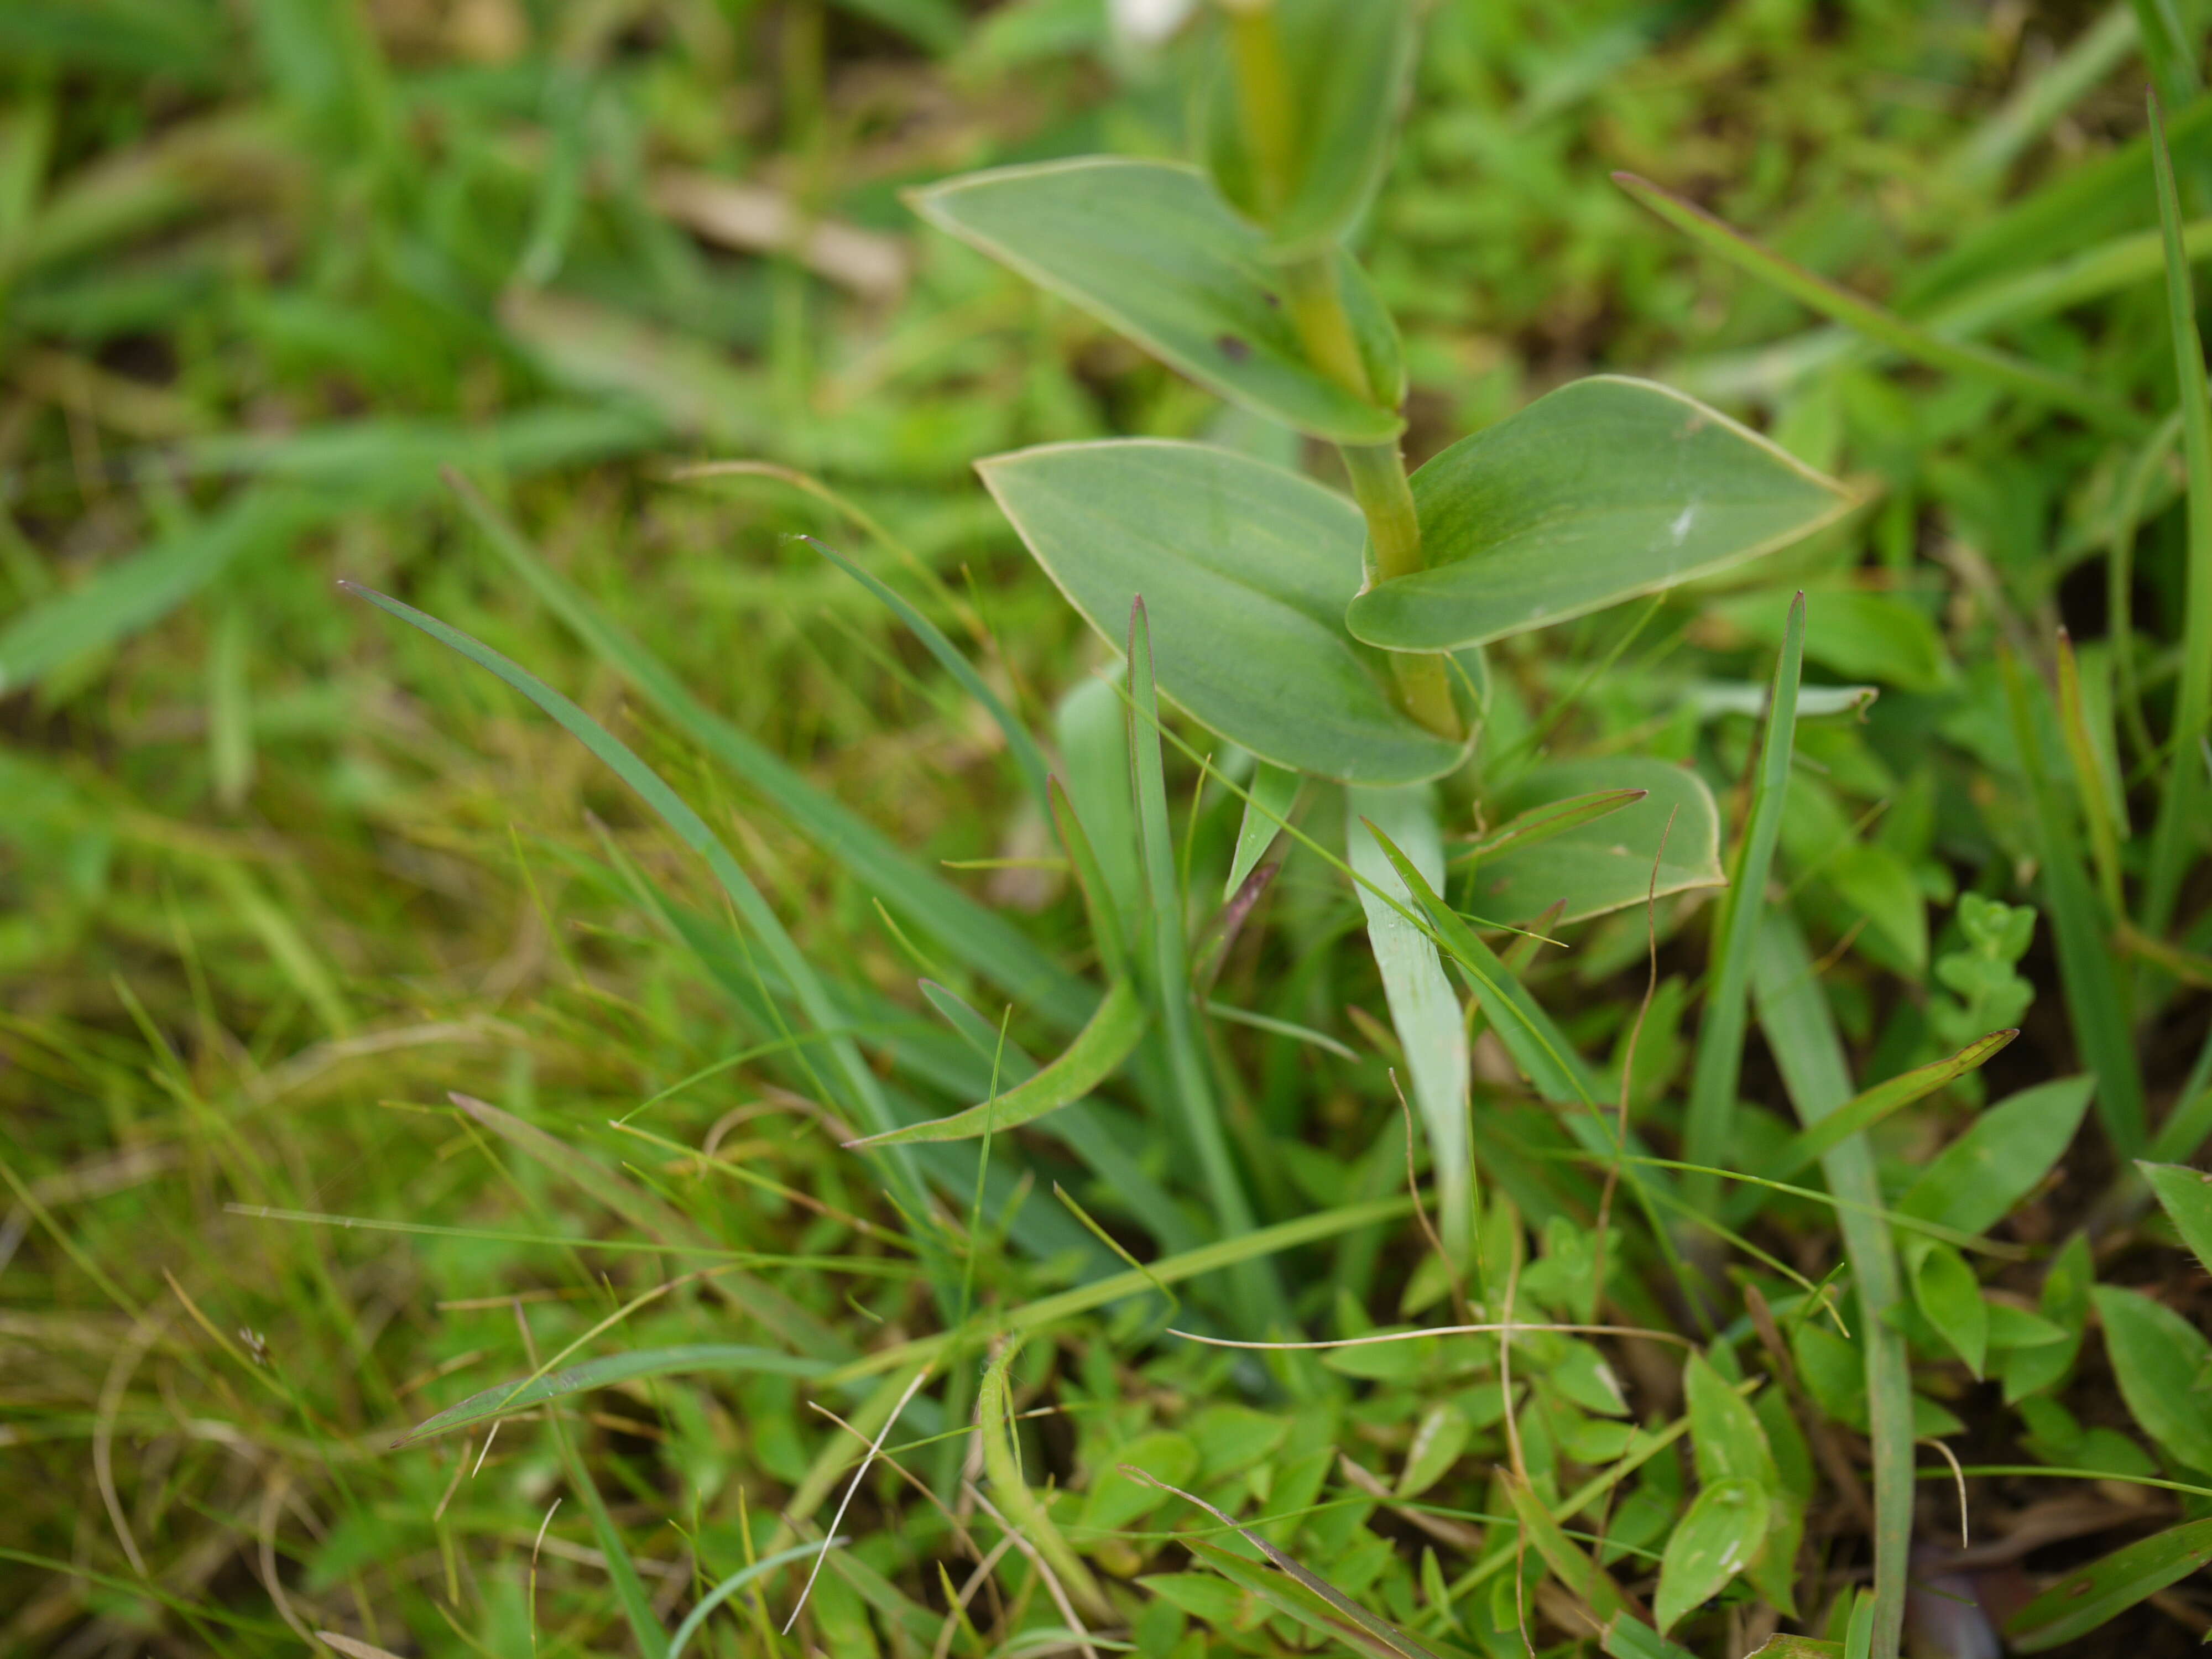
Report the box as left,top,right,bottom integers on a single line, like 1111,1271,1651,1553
1223,3,1460,743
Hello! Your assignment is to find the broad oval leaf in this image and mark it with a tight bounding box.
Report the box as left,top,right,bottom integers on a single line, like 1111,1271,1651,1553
1898,1077,2095,1238
2093,1285,2212,1472
1469,758,1725,925
397,1344,830,1446
1655,1478,1770,1634
1344,377,1852,653
2141,1160,2212,1274
1201,0,1419,255
852,978,1146,1146
1907,1239,1989,1378
914,158,1404,444
979,439,1468,784
2006,1515,2212,1653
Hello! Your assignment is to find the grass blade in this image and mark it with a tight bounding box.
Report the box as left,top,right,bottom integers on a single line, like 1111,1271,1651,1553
397,1345,830,1446
1750,910,1911,1659
342,585,943,1245
1770,1029,2017,1179
2142,90,2212,933
849,979,1144,1146
1686,591,1805,1213
1614,173,2143,432
2006,1515,2212,1652
442,473,1089,1032
800,533,1053,817
1126,598,1281,1324
1225,760,1300,900
2000,651,2149,1157
1348,785,1474,1261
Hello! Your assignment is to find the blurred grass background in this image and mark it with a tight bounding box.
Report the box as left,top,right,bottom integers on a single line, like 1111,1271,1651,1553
4,1,2209,1653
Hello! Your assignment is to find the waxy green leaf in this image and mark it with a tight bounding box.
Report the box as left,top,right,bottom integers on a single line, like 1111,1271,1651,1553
2007,1516,2212,1652
1202,0,1418,255
915,158,1402,442
1344,378,1850,653
980,440,1467,784
1469,758,1724,925
1349,786,1473,1261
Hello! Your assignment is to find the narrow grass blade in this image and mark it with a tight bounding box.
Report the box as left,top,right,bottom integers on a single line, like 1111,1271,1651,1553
2141,90,2212,933
2000,651,2148,1157
1126,598,1279,1323
1771,1029,2016,1178
800,534,1052,817
2054,629,2128,914
667,1541,842,1659
1686,592,1804,1212
0,488,321,693
821,1197,1412,1387
1458,787,1645,863
342,585,940,1237
1349,786,1474,1262
397,1345,829,1446
546,1404,669,1657
2006,1515,2212,1652
1361,823,1595,1106
1225,761,1300,900
850,979,1144,1146
915,977,1191,1245
1614,174,2142,433
1750,910,1910,1659
443,474,1088,1032
1050,778,1129,977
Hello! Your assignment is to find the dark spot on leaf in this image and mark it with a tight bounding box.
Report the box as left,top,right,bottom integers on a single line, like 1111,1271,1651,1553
2067,1578,2093,1598
1262,291,1281,308
1216,333,1251,362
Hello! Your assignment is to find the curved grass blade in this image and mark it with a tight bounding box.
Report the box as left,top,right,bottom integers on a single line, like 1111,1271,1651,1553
1613,173,2142,434
850,978,1145,1146
799,534,1052,817
397,1345,830,1446
1685,591,1803,1213
917,978,1193,1239
2006,1515,2212,1653
442,473,1088,1032
340,585,940,1233
1770,1029,2017,1180
667,1541,843,1659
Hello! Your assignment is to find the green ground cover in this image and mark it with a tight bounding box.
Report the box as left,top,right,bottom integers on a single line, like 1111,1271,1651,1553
4,3,2212,1657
